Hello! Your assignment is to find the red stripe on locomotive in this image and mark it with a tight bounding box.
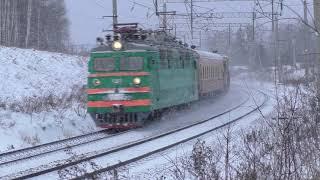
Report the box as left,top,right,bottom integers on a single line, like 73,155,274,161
88,72,150,78
87,87,151,95
87,99,151,107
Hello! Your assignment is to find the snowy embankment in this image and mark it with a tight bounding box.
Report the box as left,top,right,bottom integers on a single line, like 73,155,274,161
0,46,97,152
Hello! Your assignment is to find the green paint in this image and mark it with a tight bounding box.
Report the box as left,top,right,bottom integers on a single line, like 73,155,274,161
87,48,199,114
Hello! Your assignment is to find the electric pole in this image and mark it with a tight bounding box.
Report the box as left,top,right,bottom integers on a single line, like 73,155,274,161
292,38,296,68
304,0,309,80
276,15,282,82
113,0,118,29
227,24,232,56
228,23,231,48
191,0,194,39
251,0,256,69
252,11,256,41
199,31,202,47
271,0,274,31
314,0,320,93
163,2,167,30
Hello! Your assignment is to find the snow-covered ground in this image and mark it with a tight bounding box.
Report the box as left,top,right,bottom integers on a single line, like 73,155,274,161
126,91,275,180
0,47,278,179
0,85,250,179
106,70,278,179
0,46,98,152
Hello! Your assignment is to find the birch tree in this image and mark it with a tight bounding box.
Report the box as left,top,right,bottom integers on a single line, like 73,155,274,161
0,0,69,52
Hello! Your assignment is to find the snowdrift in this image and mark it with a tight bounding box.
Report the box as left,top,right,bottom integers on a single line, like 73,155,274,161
0,46,97,152
0,46,87,101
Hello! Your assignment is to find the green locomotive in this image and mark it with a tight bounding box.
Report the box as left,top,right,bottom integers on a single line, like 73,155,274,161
87,23,228,129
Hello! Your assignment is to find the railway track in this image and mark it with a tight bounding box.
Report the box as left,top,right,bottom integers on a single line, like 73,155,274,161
0,90,267,180
0,129,126,167
72,92,269,179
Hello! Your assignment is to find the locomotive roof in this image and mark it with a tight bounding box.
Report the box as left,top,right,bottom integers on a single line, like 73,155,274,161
92,28,195,53
196,50,225,61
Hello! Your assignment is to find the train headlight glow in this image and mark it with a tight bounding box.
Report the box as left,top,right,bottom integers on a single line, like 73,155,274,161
93,79,101,86
133,77,141,85
112,41,122,51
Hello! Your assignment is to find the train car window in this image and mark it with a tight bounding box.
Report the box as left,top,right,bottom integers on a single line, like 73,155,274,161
94,58,115,71
206,66,208,79
212,66,214,78
203,66,205,79
202,66,206,79
211,66,214,78
215,67,218,78
202,66,204,79
204,66,208,79
120,57,144,71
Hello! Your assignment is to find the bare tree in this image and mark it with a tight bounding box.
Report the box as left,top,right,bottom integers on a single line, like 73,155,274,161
0,0,69,52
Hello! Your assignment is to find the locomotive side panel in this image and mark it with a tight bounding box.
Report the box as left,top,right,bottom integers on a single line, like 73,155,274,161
153,49,199,110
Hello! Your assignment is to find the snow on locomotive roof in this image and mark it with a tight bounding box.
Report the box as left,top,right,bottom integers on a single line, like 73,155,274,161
196,50,225,61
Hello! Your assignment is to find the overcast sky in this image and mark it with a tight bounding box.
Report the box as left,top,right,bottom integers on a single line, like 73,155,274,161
66,0,311,45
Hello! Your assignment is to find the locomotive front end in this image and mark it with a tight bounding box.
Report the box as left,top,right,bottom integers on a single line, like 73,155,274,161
87,50,153,129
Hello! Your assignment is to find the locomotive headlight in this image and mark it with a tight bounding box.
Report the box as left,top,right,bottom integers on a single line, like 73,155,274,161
133,77,141,85
112,41,122,51
93,79,101,86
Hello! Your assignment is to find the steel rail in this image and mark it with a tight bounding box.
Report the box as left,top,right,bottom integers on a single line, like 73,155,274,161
0,129,127,167
75,92,269,179
8,91,252,180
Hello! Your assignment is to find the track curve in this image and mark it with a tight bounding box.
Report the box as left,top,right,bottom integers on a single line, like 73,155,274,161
1,89,266,180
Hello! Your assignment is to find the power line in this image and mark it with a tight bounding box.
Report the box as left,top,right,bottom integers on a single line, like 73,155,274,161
165,0,269,3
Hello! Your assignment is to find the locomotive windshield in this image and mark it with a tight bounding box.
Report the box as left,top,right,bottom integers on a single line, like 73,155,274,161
94,58,115,71
120,57,144,71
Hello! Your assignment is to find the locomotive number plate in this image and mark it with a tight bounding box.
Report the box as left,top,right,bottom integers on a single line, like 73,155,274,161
112,79,122,84
104,94,131,101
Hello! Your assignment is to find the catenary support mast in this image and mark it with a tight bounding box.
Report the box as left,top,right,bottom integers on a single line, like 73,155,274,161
113,0,118,28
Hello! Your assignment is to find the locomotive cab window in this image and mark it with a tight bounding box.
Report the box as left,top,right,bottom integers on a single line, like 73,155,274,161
94,58,115,71
120,57,144,71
